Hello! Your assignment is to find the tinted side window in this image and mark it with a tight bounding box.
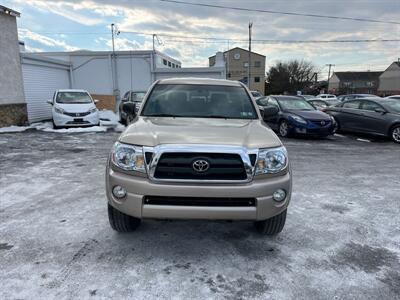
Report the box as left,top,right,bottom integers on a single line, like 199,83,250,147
343,101,361,109
360,101,382,111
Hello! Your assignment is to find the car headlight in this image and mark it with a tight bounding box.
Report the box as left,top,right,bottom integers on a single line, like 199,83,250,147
330,115,335,123
111,142,146,173
89,107,98,114
54,106,65,114
255,146,288,175
290,115,307,124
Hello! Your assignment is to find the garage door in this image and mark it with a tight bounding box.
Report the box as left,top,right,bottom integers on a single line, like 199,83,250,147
22,64,70,122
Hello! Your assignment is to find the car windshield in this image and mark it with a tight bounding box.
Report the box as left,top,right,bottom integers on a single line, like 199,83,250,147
382,100,400,113
56,92,92,104
256,97,269,106
251,91,262,97
141,84,257,119
132,92,146,102
277,98,316,111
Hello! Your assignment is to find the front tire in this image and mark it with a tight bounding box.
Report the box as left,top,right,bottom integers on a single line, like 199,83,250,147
108,204,141,232
390,125,400,143
279,121,290,137
254,209,287,235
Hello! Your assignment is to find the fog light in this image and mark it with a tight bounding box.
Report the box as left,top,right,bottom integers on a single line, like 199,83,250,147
273,189,286,202
112,185,126,199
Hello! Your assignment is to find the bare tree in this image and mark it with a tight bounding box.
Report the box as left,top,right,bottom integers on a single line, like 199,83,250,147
266,60,316,95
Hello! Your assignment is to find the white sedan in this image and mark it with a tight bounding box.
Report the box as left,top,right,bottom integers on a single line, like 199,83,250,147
47,89,100,128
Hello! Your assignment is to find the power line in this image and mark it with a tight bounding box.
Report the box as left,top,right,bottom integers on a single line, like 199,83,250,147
19,28,400,44
160,0,400,25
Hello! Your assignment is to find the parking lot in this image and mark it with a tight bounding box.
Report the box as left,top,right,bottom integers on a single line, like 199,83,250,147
0,130,399,300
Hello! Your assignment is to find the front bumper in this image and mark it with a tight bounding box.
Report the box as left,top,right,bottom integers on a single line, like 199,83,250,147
288,120,335,136
53,111,99,127
106,165,292,221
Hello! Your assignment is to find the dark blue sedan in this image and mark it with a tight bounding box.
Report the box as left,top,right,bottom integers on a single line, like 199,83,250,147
257,95,336,138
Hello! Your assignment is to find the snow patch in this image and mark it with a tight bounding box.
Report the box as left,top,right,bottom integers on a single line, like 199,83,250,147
0,125,31,133
0,110,125,134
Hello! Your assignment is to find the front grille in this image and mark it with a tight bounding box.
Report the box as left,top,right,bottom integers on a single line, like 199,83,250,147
144,196,256,207
64,111,90,117
154,152,247,180
310,120,331,127
66,120,90,125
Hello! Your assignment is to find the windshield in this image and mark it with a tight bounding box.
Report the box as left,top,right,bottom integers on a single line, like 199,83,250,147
132,92,146,102
56,92,92,104
277,99,316,111
251,91,262,97
382,100,400,113
141,84,257,119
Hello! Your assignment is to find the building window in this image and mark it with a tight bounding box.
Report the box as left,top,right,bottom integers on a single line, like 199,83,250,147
254,61,261,68
366,81,374,87
163,59,167,66
343,81,352,87
227,73,231,78
168,61,171,67
254,76,260,83
172,63,175,68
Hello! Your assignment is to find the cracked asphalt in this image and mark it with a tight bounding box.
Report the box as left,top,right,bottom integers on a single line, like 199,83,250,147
0,130,399,299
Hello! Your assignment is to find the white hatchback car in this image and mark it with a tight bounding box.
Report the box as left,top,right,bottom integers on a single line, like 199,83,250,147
47,89,100,128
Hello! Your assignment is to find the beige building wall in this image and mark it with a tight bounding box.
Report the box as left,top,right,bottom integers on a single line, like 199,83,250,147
209,48,266,95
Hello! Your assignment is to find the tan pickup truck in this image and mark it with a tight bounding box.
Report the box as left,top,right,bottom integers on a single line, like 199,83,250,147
106,78,292,235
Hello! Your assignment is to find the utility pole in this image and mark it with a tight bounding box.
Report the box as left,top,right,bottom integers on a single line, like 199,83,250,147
326,64,335,93
111,23,116,55
248,22,253,89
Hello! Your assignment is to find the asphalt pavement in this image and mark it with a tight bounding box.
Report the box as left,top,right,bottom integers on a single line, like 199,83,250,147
0,130,399,299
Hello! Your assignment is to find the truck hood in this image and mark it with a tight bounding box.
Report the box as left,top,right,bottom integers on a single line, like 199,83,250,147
119,117,282,149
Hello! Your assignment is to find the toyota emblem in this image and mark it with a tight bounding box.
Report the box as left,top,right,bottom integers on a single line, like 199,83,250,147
192,159,210,173
321,120,326,126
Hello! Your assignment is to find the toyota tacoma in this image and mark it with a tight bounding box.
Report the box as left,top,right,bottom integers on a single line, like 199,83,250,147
106,78,292,235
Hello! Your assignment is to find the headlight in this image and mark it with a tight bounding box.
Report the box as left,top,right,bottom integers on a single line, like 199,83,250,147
330,115,335,123
255,146,288,175
54,106,65,114
111,142,146,173
290,115,307,124
89,107,98,113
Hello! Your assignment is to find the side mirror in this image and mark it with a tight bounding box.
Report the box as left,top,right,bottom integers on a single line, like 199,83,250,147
94,99,99,104
46,99,53,105
374,108,386,114
122,102,136,117
121,98,128,102
263,106,279,120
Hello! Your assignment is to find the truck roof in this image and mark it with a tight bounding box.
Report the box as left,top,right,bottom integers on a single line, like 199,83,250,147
157,78,243,87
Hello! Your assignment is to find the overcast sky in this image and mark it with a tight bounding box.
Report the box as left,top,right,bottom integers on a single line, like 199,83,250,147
5,0,400,78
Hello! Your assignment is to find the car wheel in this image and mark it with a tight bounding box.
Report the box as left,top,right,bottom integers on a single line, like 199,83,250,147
279,121,290,137
333,117,340,132
254,209,287,235
52,121,60,130
108,204,141,232
390,125,400,143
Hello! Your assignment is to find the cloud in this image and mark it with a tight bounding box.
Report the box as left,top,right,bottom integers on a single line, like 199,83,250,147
12,0,400,75
18,29,78,51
